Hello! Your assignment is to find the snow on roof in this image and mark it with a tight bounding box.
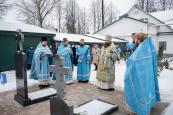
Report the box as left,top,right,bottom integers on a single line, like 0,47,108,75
0,21,55,35
150,10,173,28
85,34,127,43
54,33,104,43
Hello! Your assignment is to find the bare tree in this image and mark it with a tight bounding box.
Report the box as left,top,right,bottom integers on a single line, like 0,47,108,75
55,0,89,34
136,0,157,12
81,9,89,34
160,0,168,10
90,0,119,32
105,2,118,25
65,0,78,33
136,0,145,10
76,6,81,34
16,0,59,28
77,8,89,34
168,0,173,9
147,0,157,12
56,0,63,32
136,0,173,12
0,0,10,18
101,0,104,28
90,0,102,32
156,0,173,10
90,0,97,32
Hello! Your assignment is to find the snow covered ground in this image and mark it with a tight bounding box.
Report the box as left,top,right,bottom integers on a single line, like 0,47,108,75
0,70,39,92
0,61,173,114
0,63,125,92
158,69,173,115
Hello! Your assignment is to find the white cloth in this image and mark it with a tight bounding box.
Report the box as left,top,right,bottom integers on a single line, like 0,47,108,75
96,81,114,89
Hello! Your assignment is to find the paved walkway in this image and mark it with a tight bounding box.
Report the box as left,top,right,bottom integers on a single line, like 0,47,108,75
0,82,169,115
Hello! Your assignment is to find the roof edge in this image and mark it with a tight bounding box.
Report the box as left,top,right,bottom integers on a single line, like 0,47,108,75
93,16,148,34
158,32,173,36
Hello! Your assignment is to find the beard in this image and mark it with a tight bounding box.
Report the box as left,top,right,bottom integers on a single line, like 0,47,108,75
135,42,139,47
104,42,111,48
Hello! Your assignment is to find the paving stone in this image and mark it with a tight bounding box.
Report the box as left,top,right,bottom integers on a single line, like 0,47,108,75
0,82,169,115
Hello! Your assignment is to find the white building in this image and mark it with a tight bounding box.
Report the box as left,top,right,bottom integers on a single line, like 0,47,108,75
94,6,173,56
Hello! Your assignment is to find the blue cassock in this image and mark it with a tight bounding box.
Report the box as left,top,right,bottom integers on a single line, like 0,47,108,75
30,43,52,81
127,42,135,50
76,45,91,81
124,38,160,115
116,48,122,54
57,43,73,81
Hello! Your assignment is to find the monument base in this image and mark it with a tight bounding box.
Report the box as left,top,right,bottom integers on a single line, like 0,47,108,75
74,99,119,115
65,80,74,85
50,96,73,115
50,98,119,115
14,88,57,106
14,94,31,107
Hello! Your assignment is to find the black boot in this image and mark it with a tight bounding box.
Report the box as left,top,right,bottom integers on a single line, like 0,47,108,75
94,63,97,70
78,80,89,83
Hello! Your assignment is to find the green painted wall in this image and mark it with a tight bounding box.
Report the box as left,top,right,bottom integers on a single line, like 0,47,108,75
0,34,16,71
0,31,55,71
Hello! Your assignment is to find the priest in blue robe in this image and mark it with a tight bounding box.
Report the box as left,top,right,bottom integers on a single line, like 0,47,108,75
30,37,53,88
124,33,160,115
127,33,136,51
76,39,91,83
125,33,136,60
57,38,74,84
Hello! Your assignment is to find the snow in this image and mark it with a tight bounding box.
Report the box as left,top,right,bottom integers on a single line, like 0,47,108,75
163,102,173,115
0,70,39,92
150,10,173,29
0,21,55,34
0,62,126,93
158,69,173,115
84,34,128,43
54,33,104,43
158,69,173,102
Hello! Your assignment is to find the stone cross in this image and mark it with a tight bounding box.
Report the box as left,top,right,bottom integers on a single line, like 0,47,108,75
15,29,24,51
49,54,72,98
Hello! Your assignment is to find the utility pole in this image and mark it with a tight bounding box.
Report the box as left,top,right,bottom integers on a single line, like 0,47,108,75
102,0,104,28
146,0,149,13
